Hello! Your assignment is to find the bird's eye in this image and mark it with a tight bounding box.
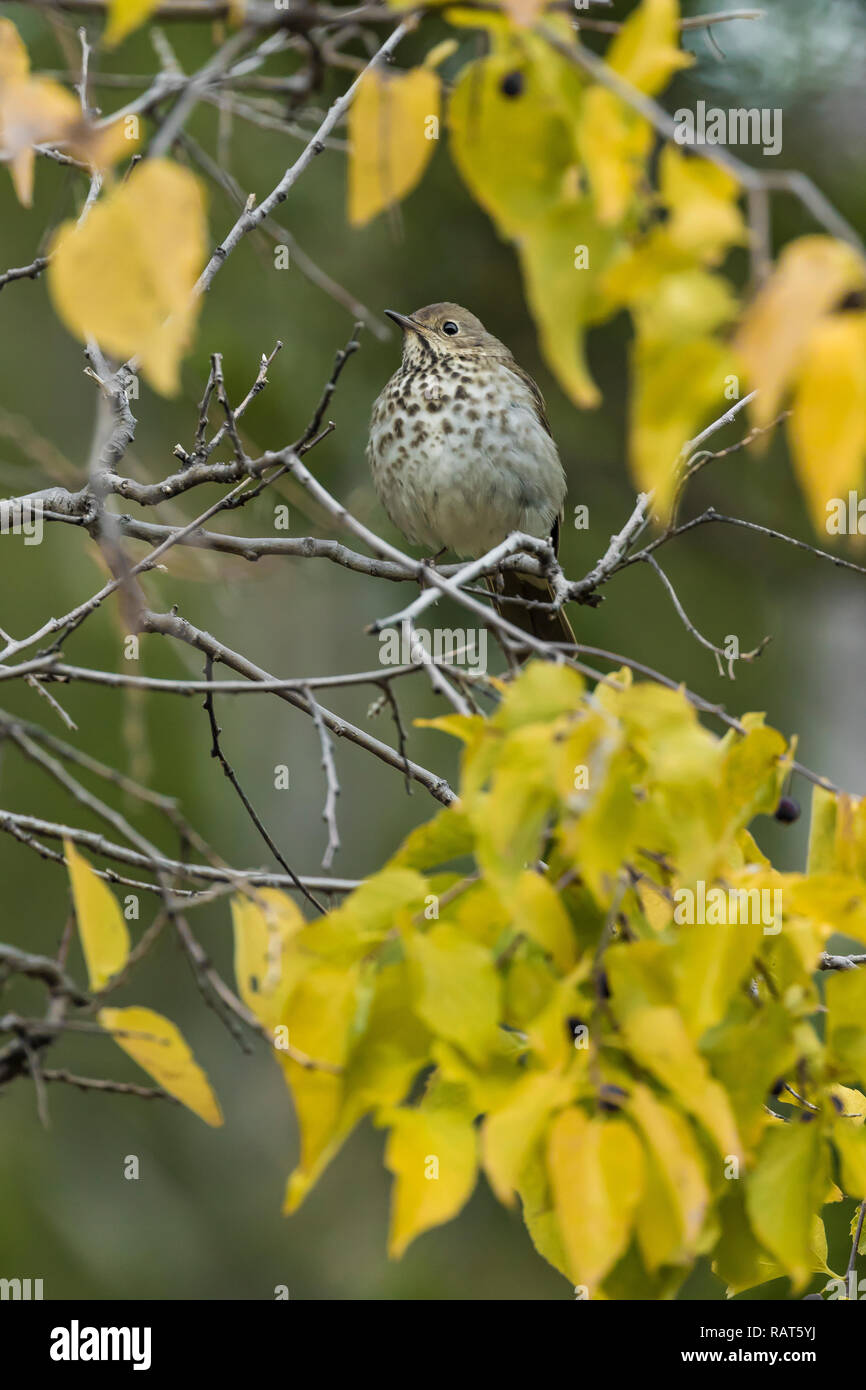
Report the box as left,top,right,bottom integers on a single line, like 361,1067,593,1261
442,320,459,336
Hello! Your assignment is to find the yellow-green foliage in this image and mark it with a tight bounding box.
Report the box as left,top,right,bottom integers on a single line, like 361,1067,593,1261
228,663,866,1298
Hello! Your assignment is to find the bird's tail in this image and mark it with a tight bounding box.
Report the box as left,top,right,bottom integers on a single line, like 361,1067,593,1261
485,570,575,652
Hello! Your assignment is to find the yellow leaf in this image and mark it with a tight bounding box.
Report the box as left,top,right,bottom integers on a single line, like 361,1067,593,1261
105,0,161,47
834,1116,866,1199
578,86,652,226
1,77,76,206
383,1078,478,1257
785,872,866,941
392,805,474,870
672,919,764,1041
513,870,577,972
547,1108,645,1291
516,1143,572,1280
566,750,640,905
746,1119,826,1288
448,50,574,238
231,889,305,1033
306,867,427,965
702,1002,796,1150
406,922,502,1064
65,838,130,991
0,22,77,204
607,0,693,96
658,145,746,262
0,15,28,82
807,786,839,875
722,723,789,822
826,969,866,1086
735,235,866,426
807,791,866,878
473,724,559,891
620,1006,742,1158
713,1185,783,1295
0,20,138,204
98,1005,223,1126
830,1084,866,1124
282,963,360,1212
482,1069,574,1205
494,659,585,731
629,1083,709,1268
789,313,866,532
431,1037,521,1113
340,962,430,1131
414,712,484,745
348,67,439,226
517,199,616,408
630,332,733,513
48,159,207,396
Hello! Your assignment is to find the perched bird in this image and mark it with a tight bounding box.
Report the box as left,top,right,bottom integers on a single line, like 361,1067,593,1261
367,302,575,648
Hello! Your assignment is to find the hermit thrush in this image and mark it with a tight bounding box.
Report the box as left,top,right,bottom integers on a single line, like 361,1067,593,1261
367,302,575,648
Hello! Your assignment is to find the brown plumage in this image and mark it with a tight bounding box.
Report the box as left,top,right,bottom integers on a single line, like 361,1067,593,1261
367,302,575,651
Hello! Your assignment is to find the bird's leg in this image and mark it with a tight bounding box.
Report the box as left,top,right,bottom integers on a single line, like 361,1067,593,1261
418,547,447,587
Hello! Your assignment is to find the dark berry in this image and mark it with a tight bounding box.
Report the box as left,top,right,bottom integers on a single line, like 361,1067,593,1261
774,795,801,824
500,70,524,98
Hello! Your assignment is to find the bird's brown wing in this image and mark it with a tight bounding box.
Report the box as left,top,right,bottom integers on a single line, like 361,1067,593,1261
484,360,572,647
507,359,554,439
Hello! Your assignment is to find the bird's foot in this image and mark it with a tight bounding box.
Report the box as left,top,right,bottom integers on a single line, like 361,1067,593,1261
419,548,447,585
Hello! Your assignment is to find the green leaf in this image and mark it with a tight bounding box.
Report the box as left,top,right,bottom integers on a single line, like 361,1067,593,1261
746,1119,827,1288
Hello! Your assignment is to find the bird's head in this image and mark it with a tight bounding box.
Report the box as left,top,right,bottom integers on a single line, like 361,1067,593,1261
385,302,507,366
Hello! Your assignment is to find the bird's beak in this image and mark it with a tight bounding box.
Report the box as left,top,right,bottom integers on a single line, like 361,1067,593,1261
385,309,423,335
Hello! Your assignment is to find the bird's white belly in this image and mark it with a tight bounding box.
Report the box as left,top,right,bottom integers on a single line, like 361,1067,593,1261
369,368,566,558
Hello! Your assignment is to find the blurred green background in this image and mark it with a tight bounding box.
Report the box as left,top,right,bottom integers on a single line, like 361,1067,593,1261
0,0,864,1299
